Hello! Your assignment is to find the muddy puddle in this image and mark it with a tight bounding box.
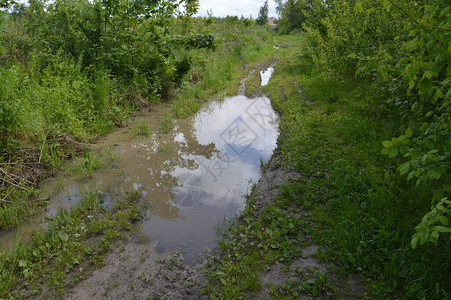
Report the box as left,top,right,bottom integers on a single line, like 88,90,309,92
1,67,278,263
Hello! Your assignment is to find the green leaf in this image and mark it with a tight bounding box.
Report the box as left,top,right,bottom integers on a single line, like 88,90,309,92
430,231,439,243
354,2,364,14
432,226,451,233
438,216,448,225
445,88,451,100
389,148,398,158
411,234,419,249
434,89,443,101
405,127,413,138
424,70,436,79
399,163,410,175
382,140,393,148
427,169,441,179
19,260,27,267
407,171,415,181
58,231,69,242
381,0,392,10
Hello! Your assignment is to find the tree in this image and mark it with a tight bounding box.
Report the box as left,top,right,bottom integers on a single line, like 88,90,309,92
256,0,268,26
277,0,307,33
274,0,284,16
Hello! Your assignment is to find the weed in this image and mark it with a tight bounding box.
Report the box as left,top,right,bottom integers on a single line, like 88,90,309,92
129,122,152,137
0,188,144,298
270,272,334,299
68,150,103,178
259,156,268,169
136,123,151,137
103,149,120,166
125,189,141,202
160,113,174,134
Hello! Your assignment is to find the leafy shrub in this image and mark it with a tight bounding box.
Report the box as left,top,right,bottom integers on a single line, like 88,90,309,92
300,0,450,247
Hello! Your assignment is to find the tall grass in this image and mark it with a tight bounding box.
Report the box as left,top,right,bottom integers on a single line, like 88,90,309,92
0,56,135,230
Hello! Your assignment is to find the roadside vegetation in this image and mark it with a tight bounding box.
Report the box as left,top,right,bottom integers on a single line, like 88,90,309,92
0,0,449,298
0,188,144,298
0,1,272,231
171,16,276,118
0,1,277,297
206,0,450,298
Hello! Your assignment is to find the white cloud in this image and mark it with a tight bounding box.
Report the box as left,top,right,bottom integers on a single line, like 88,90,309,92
195,0,277,18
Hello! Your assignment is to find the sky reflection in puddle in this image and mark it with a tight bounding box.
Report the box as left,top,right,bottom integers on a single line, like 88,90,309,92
1,70,279,260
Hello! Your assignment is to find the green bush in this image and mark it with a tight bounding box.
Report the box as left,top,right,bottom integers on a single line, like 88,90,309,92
298,0,450,248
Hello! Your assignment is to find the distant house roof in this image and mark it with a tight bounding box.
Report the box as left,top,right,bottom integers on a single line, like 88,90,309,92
268,17,277,28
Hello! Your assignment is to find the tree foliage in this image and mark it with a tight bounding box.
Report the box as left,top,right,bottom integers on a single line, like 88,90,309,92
256,0,268,26
1,0,212,86
276,0,309,33
0,0,217,153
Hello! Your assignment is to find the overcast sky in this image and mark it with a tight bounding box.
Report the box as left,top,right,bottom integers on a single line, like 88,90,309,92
195,0,278,18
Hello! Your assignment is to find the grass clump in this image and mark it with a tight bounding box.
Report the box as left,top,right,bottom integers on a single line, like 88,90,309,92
136,123,151,137
205,197,308,298
160,113,174,134
129,122,152,137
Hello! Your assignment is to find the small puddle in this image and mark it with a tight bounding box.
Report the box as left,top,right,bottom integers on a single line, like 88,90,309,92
260,66,274,86
1,67,278,263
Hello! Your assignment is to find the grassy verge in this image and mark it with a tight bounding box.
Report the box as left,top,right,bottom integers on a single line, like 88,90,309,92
0,188,144,298
204,34,449,299
0,61,139,230
172,18,276,118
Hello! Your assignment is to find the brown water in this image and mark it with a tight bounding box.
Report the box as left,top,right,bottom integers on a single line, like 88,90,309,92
0,68,278,262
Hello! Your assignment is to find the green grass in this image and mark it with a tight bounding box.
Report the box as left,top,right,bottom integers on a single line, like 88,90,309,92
136,123,151,137
160,113,174,134
172,18,276,118
0,188,40,230
204,34,450,299
129,122,152,137
0,17,277,231
66,150,102,179
0,60,134,230
204,196,310,298
0,188,144,298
